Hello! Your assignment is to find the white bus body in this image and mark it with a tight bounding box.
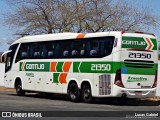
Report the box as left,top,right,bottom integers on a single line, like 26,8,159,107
2,31,158,102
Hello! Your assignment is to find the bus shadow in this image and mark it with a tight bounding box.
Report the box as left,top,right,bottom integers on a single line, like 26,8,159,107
10,92,70,101
95,98,160,106
10,93,160,106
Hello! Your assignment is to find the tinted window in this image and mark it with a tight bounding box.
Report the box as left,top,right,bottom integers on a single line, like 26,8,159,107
30,43,42,59
15,36,115,61
5,44,18,72
71,40,87,58
43,42,56,59
16,43,30,62
60,41,72,58
85,36,115,58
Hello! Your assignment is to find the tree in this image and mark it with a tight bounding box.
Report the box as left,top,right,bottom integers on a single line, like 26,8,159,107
5,0,160,35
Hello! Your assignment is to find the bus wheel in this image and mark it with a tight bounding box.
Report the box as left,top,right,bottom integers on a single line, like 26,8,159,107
68,83,80,102
82,85,93,103
16,81,25,96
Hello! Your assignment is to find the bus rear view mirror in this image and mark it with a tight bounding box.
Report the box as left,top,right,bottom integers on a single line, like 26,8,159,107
1,50,12,63
1,55,5,63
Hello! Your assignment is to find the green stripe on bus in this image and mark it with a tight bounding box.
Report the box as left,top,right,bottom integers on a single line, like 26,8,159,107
53,73,59,83
73,62,80,72
122,63,158,75
122,36,157,50
150,38,157,50
73,62,157,75
56,62,64,72
19,62,23,71
73,62,121,73
19,61,157,75
122,37,147,50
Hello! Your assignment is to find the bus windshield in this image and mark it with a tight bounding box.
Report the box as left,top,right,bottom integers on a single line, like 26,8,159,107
5,44,18,72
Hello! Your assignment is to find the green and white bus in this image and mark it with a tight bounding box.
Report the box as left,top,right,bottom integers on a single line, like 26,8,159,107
1,31,158,103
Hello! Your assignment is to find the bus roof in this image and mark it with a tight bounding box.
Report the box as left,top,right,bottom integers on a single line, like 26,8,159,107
11,31,156,45
11,31,121,45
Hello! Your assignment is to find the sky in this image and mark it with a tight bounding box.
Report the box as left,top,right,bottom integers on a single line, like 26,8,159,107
0,0,160,52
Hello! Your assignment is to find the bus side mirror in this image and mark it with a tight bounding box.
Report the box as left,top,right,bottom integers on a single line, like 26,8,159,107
1,50,12,63
1,55,5,63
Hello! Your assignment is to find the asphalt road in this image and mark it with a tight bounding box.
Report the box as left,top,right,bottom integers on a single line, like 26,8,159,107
0,91,160,119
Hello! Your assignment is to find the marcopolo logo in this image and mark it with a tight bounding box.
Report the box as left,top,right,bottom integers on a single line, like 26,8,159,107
26,73,34,77
127,76,148,82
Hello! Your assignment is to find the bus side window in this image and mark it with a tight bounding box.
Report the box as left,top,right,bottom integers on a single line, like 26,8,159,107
71,50,78,57
16,43,29,62
90,50,97,57
80,50,85,57
71,40,79,58
43,42,55,59
63,50,69,57
31,43,42,59
48,51,54,58
41,44,47,59
104,37,115,56
21,51,28,58
81,42,86,57
71,40,86,58
89,40,99,57
99,40,105,57
55,43,62,58
60,41,71,58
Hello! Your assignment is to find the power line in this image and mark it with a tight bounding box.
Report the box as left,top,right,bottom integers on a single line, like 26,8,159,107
15,33,30,37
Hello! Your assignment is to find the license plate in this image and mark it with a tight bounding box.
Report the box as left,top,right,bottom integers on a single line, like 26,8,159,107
135,91,142,95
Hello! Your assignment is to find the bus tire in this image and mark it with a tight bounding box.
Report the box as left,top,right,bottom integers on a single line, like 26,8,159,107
68,83,80,102
15,81,25,96
82,85,93,103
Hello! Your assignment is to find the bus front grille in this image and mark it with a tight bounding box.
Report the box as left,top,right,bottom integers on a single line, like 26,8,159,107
99,75,111,95
124,60,154,68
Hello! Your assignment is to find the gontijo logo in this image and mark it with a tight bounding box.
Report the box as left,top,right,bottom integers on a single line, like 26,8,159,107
26,64,44,70
122,40,146,46
122,36,157,50
20,62,50,72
